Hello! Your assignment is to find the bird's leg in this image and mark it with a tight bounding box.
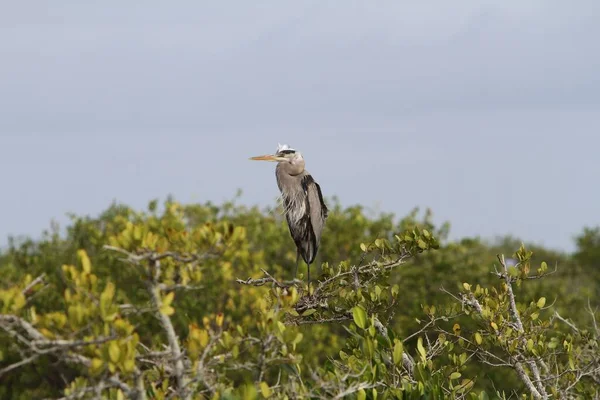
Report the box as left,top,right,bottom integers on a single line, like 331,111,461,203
294,249,300,280
307,262,311,294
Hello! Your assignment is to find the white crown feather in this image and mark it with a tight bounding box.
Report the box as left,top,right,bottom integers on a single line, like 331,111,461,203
277,143,295,153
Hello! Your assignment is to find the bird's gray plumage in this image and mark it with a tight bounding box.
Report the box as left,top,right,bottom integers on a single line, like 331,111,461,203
276,163,328,268
250,143,328,284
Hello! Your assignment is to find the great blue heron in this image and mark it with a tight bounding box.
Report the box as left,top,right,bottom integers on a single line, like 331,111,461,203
250,143,328,285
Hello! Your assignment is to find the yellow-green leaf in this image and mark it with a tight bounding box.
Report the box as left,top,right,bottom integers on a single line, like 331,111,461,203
259,381,271,398
160,305,175,316
368,325,376,337
474,332,482,345
531,312,539,320
277,321,286,333
162,291,175,307
536,297,546,308
293,333,303,346
77,249,92,273
393,339,404,366
453,323,461,334
417,337,426,360
352,306,367,329
10,292,26,313
108,341,121,363
123,359,136,373
357,388,366,400
90,358,104,375
198,329,209,347
450,372,461,380
216,313,224,327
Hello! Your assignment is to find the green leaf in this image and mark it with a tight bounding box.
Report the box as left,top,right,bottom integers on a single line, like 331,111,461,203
527,339,534,352
374,285,382,299
474,332,482,345
123,358,135,373
393,339,404,366
259,382,271,398
277,321,286,333
417,337,426,360
531,312,539,320
100,282,117,321
302,308,316,316
293,333,303,346
569,355,575,370
357,389,366,400
77,249,92,273
159,305,175,316
90,358,104,375
450,372,461,380
360,243,367,252
162,291,175,307
368,325,376,337
352,306,367,329
417,239,427,250
243,383,258,400
536,297,546,308
108,341,121,363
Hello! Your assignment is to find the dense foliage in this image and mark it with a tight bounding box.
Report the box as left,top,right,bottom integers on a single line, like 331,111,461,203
0,195,598,399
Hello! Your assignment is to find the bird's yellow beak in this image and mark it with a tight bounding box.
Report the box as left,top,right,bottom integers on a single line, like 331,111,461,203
249,154,279,161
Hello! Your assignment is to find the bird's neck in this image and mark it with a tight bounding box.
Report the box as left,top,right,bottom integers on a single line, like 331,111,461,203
277,160,305,176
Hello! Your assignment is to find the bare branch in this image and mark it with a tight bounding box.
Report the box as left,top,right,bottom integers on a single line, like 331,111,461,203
553,311,580,333
0,314,46,341
22,274,47,296
497,254,547,400
103,245,217,264
236,268,302,288
146,274,189,400
0,353,41,378
514,362,543,400
587,299,599,337
370,316,414,374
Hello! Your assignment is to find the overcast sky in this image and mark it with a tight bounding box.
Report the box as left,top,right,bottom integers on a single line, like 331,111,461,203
1,1,599,253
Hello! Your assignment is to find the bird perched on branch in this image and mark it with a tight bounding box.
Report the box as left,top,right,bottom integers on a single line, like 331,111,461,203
250,143,328,285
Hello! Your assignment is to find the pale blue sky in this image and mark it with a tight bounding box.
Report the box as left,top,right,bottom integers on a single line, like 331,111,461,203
1,1,599,252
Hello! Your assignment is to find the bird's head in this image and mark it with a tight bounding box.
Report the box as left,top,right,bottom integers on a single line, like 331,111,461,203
249,143,303,163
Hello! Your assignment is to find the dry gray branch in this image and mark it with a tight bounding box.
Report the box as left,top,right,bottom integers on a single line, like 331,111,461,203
554,311,580,333
497,254,547,400
22,273,47,296
146,263,189,400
